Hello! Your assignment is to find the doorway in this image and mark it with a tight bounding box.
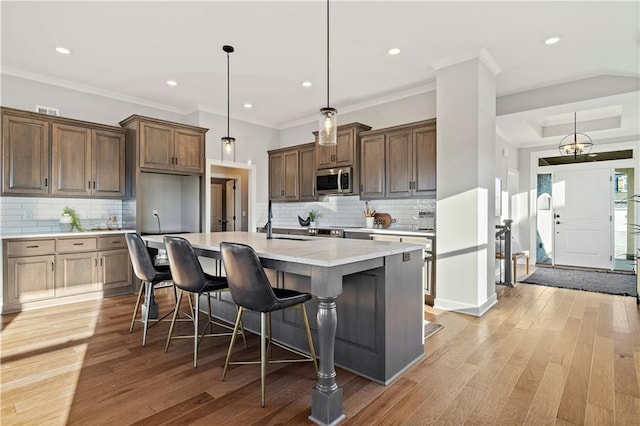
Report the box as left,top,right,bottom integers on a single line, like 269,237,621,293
210,178,238,232
614,168,636,271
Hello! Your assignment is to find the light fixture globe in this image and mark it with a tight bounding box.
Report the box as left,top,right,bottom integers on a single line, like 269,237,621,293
318,107,338,146
221,45,236,162
318,0,338,146
558,112,593,159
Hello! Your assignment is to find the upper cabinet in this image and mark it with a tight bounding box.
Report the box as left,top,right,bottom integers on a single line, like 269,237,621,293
314,123,371,169
268,142,317,203
360,119,436,200
2,112,50,195
1,107,126,198
120,115,207,174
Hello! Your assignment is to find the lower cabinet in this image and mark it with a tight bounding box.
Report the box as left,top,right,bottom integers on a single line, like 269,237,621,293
2,234,132,312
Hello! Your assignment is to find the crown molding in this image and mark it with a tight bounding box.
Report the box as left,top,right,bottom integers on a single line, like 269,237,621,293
279,82,437,130
193,104,277,129
431,46,502,76
2,66,189,115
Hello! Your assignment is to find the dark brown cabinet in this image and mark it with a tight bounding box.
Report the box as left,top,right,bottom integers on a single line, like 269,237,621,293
299,143,317,201
269,148,299,201
360,119,436,199
2,112,50,195
359,134,385,198
1,107,126,198
314,123,371,169
123,116,206,174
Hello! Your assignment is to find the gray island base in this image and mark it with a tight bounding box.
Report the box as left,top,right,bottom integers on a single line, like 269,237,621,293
143,232,424,425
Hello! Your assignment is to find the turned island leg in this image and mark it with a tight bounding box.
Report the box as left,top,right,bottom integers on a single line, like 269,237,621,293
309,295,345,425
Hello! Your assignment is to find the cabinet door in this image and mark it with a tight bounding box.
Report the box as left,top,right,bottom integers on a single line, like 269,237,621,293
174,128,204,173
269,152,284,200
413,125,437,195
55,252,99,296
282,150,299,201
139,122,174,170
6,255,55,304
385,129,413,197
2,114,50,195
316,143,335,169
299,145,317,201
334,128,355,167
92,129,125,197
52,123,92,196
360,135,386,199
99,249,132,291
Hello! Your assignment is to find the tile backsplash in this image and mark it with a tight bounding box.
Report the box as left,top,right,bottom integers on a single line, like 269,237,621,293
255,196,436,230
0,197,123,234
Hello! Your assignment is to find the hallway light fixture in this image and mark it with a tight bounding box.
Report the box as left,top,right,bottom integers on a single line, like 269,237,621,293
558,112,593,159
318,0,337,146
221,45,236,162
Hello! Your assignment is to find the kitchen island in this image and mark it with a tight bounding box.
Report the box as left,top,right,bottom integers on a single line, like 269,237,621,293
143,231,424,426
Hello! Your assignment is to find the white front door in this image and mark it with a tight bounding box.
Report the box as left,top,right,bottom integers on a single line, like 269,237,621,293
226,179,236,231
553,168,612,269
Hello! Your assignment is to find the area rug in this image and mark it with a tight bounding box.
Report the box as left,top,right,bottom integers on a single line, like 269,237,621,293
521,267,637,297
424,321,444,339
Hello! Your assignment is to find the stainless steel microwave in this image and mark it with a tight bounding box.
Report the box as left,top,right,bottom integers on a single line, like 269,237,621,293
316,167,353,195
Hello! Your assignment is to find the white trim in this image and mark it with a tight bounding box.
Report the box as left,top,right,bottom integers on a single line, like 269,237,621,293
3,66,188,115
278,83,437,129
431,47,502,76
433,293,497,317
205,159,256,235
194,104,276,129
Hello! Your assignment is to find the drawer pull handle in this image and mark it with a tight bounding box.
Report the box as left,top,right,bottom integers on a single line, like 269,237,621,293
73,243,84,246
26,245,39,248
112,241,120,244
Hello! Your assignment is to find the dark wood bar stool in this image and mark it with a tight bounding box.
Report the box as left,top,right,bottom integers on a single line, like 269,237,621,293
163,236,245,368
219,241,318,407
125,233,175,346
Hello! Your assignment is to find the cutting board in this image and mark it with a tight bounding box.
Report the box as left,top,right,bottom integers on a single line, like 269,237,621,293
373,212,393,229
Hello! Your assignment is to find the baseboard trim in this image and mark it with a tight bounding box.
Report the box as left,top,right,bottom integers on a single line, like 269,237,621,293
434,293,497,317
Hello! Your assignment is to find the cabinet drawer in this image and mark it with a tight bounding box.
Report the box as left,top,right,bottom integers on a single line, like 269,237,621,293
6,239,55,257
98,234,127,250
57,237,97,252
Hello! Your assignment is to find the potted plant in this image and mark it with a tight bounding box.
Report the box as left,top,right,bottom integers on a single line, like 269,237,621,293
61,207,84,232
308,210,320,227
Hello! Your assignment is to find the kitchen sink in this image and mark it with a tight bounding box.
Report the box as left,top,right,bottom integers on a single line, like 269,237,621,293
272,236,311,241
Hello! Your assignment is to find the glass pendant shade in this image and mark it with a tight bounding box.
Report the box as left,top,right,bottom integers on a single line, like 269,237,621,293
318,107,338,146
558,113,593,159
221,136,235,162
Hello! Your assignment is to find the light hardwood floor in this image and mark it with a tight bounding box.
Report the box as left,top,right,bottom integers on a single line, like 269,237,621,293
1,282,639,425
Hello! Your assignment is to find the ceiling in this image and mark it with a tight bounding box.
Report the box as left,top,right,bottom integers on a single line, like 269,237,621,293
2,1,639,148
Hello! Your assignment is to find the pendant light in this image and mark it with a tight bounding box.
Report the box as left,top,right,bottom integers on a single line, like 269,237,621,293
318,0,337,146
558,112,593,159
221,45,236,162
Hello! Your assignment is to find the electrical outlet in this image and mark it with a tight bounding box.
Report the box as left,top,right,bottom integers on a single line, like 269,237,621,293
22,211,33,220
152,210,158,216
418,211,427,217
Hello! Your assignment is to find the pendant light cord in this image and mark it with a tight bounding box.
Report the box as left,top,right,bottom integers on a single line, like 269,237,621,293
226,50,230,138
326,0,330,108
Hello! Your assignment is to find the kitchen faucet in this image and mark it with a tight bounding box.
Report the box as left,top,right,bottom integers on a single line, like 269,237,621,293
266,199,273,239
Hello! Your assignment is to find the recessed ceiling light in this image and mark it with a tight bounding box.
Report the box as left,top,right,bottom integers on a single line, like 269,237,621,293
166,80,178,86
243,103,253,109
302,81,312,87
544,36,560,45
388,48,401,55
55,47,71,55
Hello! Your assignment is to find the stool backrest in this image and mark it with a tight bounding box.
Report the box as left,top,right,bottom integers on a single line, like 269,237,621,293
220,242,277,312
164,236,208,293
125,233,158,282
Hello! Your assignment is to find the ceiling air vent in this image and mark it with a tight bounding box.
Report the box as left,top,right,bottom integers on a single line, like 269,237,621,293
35,105,59,116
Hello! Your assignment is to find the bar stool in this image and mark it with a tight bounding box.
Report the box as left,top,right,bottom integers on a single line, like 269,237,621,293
126,233,175,346
219,241,318,407
163,236,245,368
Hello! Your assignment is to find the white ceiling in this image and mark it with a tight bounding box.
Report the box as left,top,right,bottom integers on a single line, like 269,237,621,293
2,1,639,148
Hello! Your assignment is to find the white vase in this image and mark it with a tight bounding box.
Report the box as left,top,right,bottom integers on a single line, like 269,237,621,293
310,221,317,228
365,217,375,228
59,214,73,232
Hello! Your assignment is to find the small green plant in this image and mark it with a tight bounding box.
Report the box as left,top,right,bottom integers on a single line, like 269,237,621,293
308,210,321,221
63,206,84,232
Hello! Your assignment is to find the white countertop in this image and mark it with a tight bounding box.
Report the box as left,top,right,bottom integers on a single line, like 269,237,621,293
143,231,424,268
0,229,136,240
